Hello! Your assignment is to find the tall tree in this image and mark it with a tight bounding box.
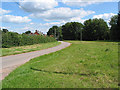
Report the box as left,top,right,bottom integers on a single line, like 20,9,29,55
83,18,109,41
62,22,83,40
109,15,120,40
57,26,63,40
47,26,63,40
24,30,31,34
2,29,8,33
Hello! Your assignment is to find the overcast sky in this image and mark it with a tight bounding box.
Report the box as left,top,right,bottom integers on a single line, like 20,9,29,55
1,0,119,34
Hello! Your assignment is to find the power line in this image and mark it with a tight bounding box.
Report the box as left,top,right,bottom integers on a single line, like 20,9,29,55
14,1,29,12
15,2,20,6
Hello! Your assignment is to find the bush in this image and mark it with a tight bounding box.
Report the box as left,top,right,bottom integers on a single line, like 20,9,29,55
2,31,56,48
2,44,10,48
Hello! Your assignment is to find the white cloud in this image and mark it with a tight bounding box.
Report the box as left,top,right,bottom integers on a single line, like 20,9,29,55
0,8,11,15
20,23,50,34
43,17,86,28
19,0,95,23
22,26,30,30
43,18,86,27
0,26,11,29
61,0,119,7
30,7,95,21
44,22,63,26
1,15,31,23
19,0,58,13
61,0,96,7
30,22,34,25
70,17,86,23
43,20,68,27
93,13,116,20
93,13,116,25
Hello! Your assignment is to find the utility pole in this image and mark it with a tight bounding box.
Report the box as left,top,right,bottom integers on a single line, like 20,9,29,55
80,28,82,41
54,28,56,39
57,28,60,40
118,1,120,26
118,1,120,40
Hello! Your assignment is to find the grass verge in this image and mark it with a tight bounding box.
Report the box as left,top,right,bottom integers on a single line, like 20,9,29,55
2,41,118,88
2,41,60,56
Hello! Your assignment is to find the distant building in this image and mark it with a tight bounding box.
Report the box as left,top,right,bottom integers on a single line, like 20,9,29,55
30,30,46,36
43,34,47,36
34,30,39,35
50,35,54,37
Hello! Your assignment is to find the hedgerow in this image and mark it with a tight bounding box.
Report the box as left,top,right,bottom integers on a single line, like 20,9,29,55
2,31,56,48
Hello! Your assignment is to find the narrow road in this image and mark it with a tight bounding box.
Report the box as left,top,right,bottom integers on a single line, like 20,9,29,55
1,41,71,80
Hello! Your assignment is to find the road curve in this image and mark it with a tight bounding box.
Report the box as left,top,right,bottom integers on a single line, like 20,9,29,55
1,41,71,80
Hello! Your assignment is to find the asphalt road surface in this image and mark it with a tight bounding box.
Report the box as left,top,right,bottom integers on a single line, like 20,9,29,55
1,41,71,80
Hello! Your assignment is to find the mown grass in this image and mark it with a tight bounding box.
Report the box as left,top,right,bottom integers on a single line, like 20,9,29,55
2,41,60,56
2,41,118,88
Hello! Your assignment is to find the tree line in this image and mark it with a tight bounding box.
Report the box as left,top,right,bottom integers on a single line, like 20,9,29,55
1,29,56,48
47,15,120,41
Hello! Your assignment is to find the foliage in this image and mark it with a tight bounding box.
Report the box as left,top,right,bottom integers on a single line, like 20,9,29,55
47,26,63,40
2,29,8,33
47,26,58,36
2,31,56,48
83,18,110,41
47,19,112,41
57,26,63,40
109,15,120,41
62,22,83,40
24,30,31,34
109,15,118,26
2,41,118,88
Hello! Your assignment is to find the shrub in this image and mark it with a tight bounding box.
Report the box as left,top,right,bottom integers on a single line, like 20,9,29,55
2,32,56,48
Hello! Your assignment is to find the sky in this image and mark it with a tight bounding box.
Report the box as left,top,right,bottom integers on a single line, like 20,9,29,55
0,0,119,34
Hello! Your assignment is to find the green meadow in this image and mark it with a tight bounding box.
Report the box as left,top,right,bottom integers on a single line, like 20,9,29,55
2,41,118,88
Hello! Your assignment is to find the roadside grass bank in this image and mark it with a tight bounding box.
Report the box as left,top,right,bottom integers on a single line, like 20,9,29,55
2,41,118,88
2,42,60,56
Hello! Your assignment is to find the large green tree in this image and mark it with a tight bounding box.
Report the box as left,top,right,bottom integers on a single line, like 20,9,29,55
109,15,120,40
2,29,8,33
47,26,58,37
83,18,110,41
24,30,31,34
47,26,63,40
62,22,83,40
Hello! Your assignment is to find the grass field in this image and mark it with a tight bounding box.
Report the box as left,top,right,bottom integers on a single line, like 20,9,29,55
2,42,60,56
2,41,118,88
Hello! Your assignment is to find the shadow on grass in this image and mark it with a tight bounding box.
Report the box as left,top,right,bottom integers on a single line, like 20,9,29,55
93,40,120,43
30,67,98,76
